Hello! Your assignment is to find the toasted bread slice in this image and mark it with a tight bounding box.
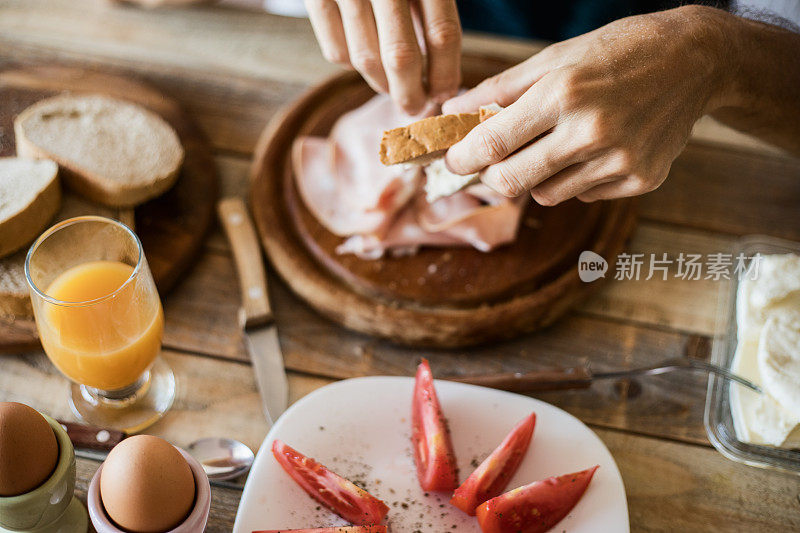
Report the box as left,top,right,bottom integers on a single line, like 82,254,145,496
380,112,480,166
0,193,121,318
379,104,502,166
14,94,184,208
0,157,60,259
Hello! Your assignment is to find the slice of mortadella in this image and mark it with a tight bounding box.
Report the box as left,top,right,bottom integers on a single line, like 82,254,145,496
329,94,436,212
293,136,397,236
416,189,527,253
336,200,464,259
293,95,527,258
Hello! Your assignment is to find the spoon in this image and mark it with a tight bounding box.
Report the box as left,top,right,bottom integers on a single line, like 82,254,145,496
62,422,255,488
186,437,255,481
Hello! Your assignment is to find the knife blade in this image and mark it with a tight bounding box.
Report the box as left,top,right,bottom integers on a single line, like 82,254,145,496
217,197,288,426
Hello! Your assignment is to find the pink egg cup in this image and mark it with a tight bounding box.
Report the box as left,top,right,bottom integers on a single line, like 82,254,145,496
87,446,211,533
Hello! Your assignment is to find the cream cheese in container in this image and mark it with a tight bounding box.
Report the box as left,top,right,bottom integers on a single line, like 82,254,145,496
706,236,800,474
730,254,800,446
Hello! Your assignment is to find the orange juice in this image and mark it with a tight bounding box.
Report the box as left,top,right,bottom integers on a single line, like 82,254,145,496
39,260,164,391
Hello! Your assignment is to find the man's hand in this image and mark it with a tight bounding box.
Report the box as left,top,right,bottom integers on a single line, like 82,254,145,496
305,0,461,114
443,6,730,205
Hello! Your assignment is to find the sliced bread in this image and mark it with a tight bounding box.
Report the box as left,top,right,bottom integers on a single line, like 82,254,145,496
14,94,184,208
0,157,60,259
380,112,480,165
0,193,121,318
379,104,503,166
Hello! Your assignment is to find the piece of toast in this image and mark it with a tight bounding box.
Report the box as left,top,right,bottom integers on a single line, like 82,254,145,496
380,113,480,166
0,157,60,259
379,104,501,166
0,193,122,318
14,94,184,208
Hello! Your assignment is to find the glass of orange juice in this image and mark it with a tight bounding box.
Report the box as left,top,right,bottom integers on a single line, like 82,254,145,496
25,216,174,432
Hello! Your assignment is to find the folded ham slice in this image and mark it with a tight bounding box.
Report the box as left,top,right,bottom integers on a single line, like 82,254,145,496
416,187,527,253
329,94,436,213
293,136,398,236
336,200,465,259
292,94,528,259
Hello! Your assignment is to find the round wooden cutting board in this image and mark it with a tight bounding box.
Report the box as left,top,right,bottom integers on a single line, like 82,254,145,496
0,65,217,353
251,54,636,347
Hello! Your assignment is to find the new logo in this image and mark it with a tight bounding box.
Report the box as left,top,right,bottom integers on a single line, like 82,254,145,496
578,251,608,282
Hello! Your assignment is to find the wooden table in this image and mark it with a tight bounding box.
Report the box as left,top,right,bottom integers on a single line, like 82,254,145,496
1,1,800,531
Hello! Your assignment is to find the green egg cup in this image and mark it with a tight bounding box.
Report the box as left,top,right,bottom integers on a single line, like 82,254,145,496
0,414,88,533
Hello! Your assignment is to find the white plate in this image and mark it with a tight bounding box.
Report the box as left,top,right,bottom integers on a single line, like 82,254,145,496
233,377,629,532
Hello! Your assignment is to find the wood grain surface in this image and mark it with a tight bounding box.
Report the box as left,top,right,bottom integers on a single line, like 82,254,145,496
0,64,217,352
1,1,800,531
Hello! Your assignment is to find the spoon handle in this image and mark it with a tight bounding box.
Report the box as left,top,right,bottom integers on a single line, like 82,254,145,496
58,420,126,452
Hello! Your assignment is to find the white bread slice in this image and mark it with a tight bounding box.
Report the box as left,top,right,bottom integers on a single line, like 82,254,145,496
14,94,184,208
0,157,60,259
0,193,121,318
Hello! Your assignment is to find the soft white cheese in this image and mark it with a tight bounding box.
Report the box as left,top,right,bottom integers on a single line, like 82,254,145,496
731,254,800,447
759,308,800,419
423,157,479,202
741,253,800,328
731,332,800,446
420,103,503,203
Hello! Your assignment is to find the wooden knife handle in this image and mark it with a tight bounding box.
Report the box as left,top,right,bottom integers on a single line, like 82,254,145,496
59,421,126,452
449,367,593,393
217,197,273,328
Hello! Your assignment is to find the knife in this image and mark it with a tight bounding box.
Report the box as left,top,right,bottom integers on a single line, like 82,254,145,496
217,197,288,426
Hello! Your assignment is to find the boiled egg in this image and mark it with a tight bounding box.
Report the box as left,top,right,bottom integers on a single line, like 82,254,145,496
100,435,195,533
0,402,59,496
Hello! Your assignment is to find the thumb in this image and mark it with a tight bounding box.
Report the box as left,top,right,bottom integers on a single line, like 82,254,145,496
441,50,554,114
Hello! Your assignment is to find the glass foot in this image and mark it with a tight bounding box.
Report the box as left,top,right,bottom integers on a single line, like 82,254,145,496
69,357,175,433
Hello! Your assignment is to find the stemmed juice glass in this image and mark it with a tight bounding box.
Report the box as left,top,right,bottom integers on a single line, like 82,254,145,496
25,216,175,432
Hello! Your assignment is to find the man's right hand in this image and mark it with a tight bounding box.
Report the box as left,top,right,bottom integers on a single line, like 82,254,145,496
305,0,462,115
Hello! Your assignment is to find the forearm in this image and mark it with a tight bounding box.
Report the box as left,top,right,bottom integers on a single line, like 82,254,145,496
703,6,800,155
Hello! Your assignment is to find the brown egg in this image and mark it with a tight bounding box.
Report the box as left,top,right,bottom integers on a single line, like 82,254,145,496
100,435,195,533
0,402,59,497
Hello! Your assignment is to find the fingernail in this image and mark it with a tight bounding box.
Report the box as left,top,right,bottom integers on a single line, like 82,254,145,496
441,97,460,115
432,89,457,106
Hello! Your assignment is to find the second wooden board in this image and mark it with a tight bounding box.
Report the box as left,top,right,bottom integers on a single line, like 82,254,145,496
0,64,217,353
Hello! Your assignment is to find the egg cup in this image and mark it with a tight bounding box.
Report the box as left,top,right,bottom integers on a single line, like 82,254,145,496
86,446,211,533
0,414,88,533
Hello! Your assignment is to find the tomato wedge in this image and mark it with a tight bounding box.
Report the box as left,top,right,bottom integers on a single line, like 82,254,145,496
271,440,389,525
475,466,599,533
253,526,389,533
451,412,536,515
411,358,459,491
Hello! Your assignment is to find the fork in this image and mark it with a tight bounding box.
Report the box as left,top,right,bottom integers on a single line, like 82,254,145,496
449,357,762,394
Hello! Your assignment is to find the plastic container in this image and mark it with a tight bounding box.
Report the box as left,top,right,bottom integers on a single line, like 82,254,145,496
704,235,800,474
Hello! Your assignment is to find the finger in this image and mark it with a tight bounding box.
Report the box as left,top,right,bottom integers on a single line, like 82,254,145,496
371,0,426,114
418,0,461,103
442,47,556,114
306,0,351,66
529,160,621,206
577,179,644,202
445,80,560,176
336,0,389,94
476,126,588,197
